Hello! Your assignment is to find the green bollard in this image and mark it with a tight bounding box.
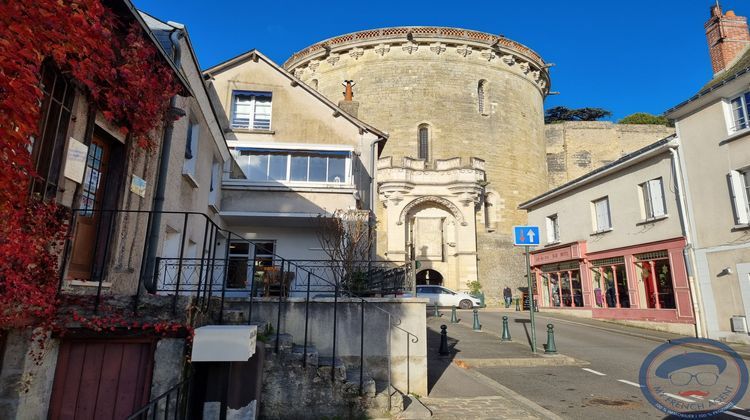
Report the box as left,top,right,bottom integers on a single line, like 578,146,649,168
515,297,520,311
433,302,440,317
501,316,512,341
450,306,458,323
472,309,481,331
544,323,557,354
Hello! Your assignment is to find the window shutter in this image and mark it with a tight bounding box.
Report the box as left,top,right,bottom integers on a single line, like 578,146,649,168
642,182,653,218
649,179,666,217
729,171,750,224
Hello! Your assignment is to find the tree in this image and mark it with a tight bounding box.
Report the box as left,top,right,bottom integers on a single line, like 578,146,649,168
544,106,612,124
316,210,375,294
618,112,673,127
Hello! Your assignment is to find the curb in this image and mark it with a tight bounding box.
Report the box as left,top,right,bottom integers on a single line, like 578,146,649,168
456,355,587,368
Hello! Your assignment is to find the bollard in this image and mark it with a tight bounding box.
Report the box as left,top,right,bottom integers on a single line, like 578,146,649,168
515,297,520,311
472,309,481,331
433,302,440,318
439,325,450,356
450,306,458,323
544,323,557,354
501,316,512,341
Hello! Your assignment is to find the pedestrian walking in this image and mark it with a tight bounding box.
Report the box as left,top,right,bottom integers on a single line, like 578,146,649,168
503,286,512,308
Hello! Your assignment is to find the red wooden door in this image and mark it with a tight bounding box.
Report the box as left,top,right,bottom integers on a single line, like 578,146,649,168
48,339,155,420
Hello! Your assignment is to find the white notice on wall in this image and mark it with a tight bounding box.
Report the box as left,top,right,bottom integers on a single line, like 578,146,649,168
63,137,88,183
130,175,147,198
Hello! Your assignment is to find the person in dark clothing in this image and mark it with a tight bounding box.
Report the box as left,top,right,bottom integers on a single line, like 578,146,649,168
503,287,512,308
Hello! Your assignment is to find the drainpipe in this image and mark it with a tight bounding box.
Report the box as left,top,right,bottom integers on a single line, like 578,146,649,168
669,142,705,338
143,28,185,292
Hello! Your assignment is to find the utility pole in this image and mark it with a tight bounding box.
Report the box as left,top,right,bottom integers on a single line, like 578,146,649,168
526,245,537,353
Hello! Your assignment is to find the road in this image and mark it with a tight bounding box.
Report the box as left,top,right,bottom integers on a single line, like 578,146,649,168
450,309,750,420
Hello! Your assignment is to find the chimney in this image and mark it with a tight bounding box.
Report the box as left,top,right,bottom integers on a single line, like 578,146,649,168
337,80,360,118
705,3,750,74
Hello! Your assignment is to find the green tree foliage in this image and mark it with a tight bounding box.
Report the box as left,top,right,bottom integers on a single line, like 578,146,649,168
618,112,673,126
544,106,612,124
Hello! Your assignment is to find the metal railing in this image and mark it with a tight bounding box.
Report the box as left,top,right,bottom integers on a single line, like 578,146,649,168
58,208,420,404
126,374,193,420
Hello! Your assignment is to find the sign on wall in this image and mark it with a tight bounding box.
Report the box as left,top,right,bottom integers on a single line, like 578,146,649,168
63,137,88,183
130,175,147,198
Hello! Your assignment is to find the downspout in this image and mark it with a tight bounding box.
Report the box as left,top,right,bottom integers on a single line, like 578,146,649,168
669,141,705,338
144,28,185,292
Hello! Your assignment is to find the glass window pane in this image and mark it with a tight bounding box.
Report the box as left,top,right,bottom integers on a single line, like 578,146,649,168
255,242,275,255
230,241,250,256
268,153,287,181
732,97,747,130
327,156,346,182
243,153,267,181
290,154,308,181
309,155,327,182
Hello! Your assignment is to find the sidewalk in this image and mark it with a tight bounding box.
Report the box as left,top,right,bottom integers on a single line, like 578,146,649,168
401,316,567,420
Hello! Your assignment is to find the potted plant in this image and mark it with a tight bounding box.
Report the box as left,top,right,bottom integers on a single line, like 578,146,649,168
467,281,486,307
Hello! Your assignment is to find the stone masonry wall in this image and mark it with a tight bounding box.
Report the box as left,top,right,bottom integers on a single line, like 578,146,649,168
545,122,675,189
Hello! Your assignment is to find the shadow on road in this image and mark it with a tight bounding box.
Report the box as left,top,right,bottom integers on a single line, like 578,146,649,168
426,320,460,394
514,318,532,349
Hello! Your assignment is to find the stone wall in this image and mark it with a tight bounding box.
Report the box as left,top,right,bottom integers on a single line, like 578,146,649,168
545,122,675,189
246,297,428,396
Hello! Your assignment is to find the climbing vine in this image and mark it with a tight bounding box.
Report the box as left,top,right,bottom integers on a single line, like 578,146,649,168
0,1,181,331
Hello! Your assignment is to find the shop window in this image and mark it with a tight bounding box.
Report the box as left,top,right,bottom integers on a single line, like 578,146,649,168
591,257,630,308
636,251,676,309
541,262,582,308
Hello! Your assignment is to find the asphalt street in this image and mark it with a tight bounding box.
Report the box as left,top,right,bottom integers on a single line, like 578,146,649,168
449,309,750,420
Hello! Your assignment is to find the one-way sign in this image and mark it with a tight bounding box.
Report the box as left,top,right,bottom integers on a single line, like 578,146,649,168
513,226,540,246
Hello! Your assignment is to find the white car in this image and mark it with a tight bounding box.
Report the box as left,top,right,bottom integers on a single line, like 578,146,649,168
404,285,482,309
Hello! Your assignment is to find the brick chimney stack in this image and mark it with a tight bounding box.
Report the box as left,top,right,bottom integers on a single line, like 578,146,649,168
338,80,360,117
705,3,750,74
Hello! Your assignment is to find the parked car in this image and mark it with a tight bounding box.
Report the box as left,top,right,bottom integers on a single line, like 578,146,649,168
404,285,482,309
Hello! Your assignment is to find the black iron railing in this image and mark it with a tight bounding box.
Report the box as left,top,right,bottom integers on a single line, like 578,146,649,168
127,374,193,420
58,208,420,403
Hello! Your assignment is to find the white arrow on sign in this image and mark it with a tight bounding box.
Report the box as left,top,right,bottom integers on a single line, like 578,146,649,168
526,229,536,242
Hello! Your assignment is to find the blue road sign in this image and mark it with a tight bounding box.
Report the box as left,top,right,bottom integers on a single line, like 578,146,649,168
513,226,540,246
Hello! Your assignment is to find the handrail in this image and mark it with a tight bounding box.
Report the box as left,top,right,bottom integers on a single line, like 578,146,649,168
126,374,193,419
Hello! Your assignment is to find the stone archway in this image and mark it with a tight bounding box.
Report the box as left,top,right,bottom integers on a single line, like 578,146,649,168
398,196,466,226
416,269,443,285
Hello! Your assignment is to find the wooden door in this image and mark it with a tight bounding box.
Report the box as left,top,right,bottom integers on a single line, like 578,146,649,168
67,135,110,280
48,339,155,420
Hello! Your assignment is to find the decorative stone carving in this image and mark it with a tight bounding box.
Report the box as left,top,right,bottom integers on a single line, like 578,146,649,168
518,62,529,73
429,42,447,55
326,53,340,66
308,60,320,73
374,43,391,56
501,54,515,65
456,45,473,57
349,48,365,60
481,50,496,61
538,79,547,89
398,196,467,226
402,42,419,54
293,68,304,78
530,70,540,81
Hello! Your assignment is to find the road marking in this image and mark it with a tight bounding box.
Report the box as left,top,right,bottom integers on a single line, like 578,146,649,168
581,368,606,376
726,410,750,420
663,393,694,403
617,379,641,388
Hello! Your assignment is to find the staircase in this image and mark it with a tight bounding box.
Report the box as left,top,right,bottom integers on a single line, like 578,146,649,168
222,307,404,419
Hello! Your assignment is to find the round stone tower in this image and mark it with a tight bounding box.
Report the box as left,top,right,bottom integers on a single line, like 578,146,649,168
285,27,551,299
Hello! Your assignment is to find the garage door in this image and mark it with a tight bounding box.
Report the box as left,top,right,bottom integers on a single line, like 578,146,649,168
48,339,155,419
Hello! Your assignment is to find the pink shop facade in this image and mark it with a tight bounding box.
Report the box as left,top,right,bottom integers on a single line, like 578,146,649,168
530,237,695,325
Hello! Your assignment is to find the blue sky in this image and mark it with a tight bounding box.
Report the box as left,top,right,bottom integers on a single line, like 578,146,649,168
135,0,743,121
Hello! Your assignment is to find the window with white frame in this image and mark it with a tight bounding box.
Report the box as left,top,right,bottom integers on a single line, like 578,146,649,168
546,214,560,243
233,148,351,185
729,92,750,132
182,121,199,181
728,169,750,225
641,177,666,219
231,91,272,130
592,197,612,232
